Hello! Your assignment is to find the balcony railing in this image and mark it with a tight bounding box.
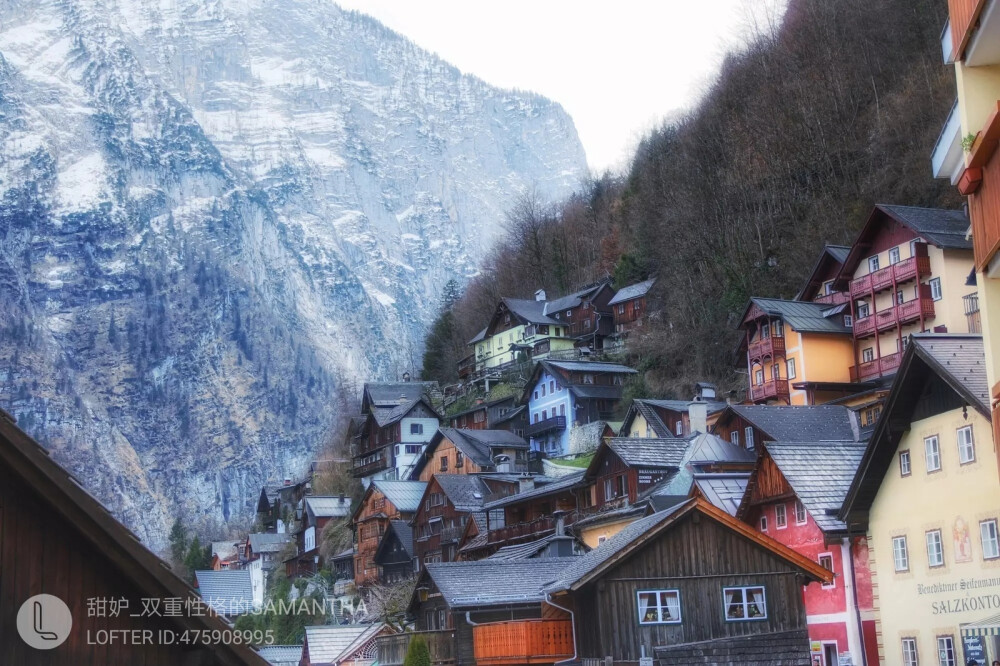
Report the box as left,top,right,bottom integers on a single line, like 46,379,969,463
352,452,391,478
747,335,785,361
526,415,566,437
378,631,456,666
486,513,578,547
748,379,790,403
853,286,935,339
472,619,574,666
851,352,902,382
440,524,466,544
813,291,850,306
850,253,930,298
968,103,1000,271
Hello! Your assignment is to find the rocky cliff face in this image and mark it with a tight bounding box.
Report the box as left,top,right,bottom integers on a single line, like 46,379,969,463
0,0,586,551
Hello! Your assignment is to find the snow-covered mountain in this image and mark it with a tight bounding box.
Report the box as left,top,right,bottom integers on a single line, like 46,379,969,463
0,0,586,550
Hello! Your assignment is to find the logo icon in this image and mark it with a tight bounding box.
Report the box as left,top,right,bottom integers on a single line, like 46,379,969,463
16,594,72,649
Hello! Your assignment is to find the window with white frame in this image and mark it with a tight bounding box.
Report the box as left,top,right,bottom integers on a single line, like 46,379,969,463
754,369,764,385
818,553,835,588
926,529,944,568
794,500,806,525
901,638,918,666
899,450,911,476
636,589,682,624
929,278,942,301
892,535,909,572
862,347,874,363
981,519,1000,560
844,314,853,327
774,320,784,337
937,636,956,666
868,256,880,272
759,514,768,532
772,364,781,380
896,289,905,305
731,430,740,447
925,435,941,472
958,425,975,464
823,280,835,295
857,301,870,318
675,420,683,436
745,427,755,450
889,246,901,264
786,358,796,379
775,504,787,529
723,586,766,621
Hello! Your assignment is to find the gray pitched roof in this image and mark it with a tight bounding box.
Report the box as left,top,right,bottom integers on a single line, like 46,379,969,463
910,334,988,412
370,395,439,428
543,282,608,314
639,398,728,415
483,471,586,510
504,298,560,325
546,503,691,593
693,473,751,516
826,245,851,263
725,405,859,442
747,298,852,334
372,480,428,513
607,436,693,468
544,360,638,375
434,475,490,512
487,534,585,561
469,327,488,344
306,496,353,519
388,520,416,558
878,204,971,250
437,428,529,468
195,569,254,615
761,440,867,533
366,382,437,408
687,433,756,464
304,624,385,665
424,558,576,607
248,533,293,554
257,645,303,666
608,278,656,305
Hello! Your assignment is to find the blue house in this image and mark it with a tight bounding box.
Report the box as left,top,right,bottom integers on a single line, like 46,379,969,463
521,360,637,456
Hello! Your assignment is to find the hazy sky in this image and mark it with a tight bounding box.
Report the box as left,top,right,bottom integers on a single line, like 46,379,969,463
335,0,787,173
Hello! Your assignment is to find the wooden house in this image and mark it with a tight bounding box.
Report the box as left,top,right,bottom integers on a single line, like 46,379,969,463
545,498,833,665
448,396,527,437
377,558,576,666
542,280,617,350
711,404,861,453
831,205,975,381
737,441,877,666
0,408,268,665
523,360,637,456
351,381,441,483
413,429,530,481
619,394,727,439
285,495,352,579
796,244,852,305
608,277,656,336
352,480,426,586
302,623,390,666
373,520,417,583
413,475,493,570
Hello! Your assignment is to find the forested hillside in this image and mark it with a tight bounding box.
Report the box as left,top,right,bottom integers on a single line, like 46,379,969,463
423,0,961,396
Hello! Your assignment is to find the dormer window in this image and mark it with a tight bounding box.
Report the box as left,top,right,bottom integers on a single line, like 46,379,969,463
583,374,595,384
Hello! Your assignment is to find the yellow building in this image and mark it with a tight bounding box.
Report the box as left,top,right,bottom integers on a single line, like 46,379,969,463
842,334,1000,665
467,295,576,376
738,297,855,406
934,0,1000,464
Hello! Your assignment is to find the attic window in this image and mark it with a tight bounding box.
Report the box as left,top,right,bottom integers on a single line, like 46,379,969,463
583,374,595,385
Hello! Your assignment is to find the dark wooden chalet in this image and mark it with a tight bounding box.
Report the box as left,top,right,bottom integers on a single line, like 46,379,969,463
351,480,426,586
413,429,531,481
608,277,656,336
544,280,617,349
545,498,833,665
284,495,352,579
796,244,852,305
619,394,728,439
373,520,417,583
448,396,527,437
0,409,268,666
711,404,861,453
582,436,693,511
351,381,440,479
377,558,576,666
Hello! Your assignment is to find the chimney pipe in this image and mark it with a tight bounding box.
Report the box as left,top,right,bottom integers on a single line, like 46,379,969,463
553,510,567,536
519,474,535,493
534,289,547,302
688,397,708,435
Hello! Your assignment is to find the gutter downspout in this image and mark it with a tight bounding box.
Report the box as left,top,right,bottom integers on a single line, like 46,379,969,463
545,592,577,666
847,531,869,666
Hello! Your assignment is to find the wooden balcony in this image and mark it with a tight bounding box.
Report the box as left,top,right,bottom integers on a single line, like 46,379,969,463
378,630,456,666
352,451,391,478
853,286,935,339
472,619,574,666
851,352,903,382
747,335,785,361
949,0,988,61
486,513,578,547
849,253,930,298
748,379,790,404
527,415,566,437
966,293,983,333
850,273,872,298
813,291,849,306
458,354,475,379
968,102,1000,271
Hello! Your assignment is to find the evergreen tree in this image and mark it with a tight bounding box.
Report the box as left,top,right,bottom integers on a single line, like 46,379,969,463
404,636,431,666
440,279,463,310
421,309,456,383
168,519,188,566
183,535,212,574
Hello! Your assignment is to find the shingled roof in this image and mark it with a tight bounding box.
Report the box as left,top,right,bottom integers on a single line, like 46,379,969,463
719,405,860,443
543,281,610,314
195,569,255,616
608,278,656,306
693,473,751,516
423,558,576,608
605,436,693,468
303,624,386,665
503,297,560,325
434,474,491,512
877,204,971,249
248,532,293,554
483,471,586,510
371,479,428,514
742,298,852,334
306,495,353,520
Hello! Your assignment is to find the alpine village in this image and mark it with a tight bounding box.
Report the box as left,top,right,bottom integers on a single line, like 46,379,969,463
8,2,1000,666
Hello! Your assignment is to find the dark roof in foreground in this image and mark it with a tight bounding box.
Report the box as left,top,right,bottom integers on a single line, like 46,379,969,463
655,629,813,665
693,473,751,516
757,440,867,533
195,569,255,615
424,558,576,607
722,404,859,443
908,334,989,411
0,409,267,665
606,436,693,468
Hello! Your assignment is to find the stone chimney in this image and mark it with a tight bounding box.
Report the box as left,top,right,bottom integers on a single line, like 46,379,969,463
534,289,547,302
519,474,535,493
553,510,567,536
688,397,708,435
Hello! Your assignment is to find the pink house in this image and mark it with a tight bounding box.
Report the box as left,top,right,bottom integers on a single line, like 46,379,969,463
738,440,878,666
